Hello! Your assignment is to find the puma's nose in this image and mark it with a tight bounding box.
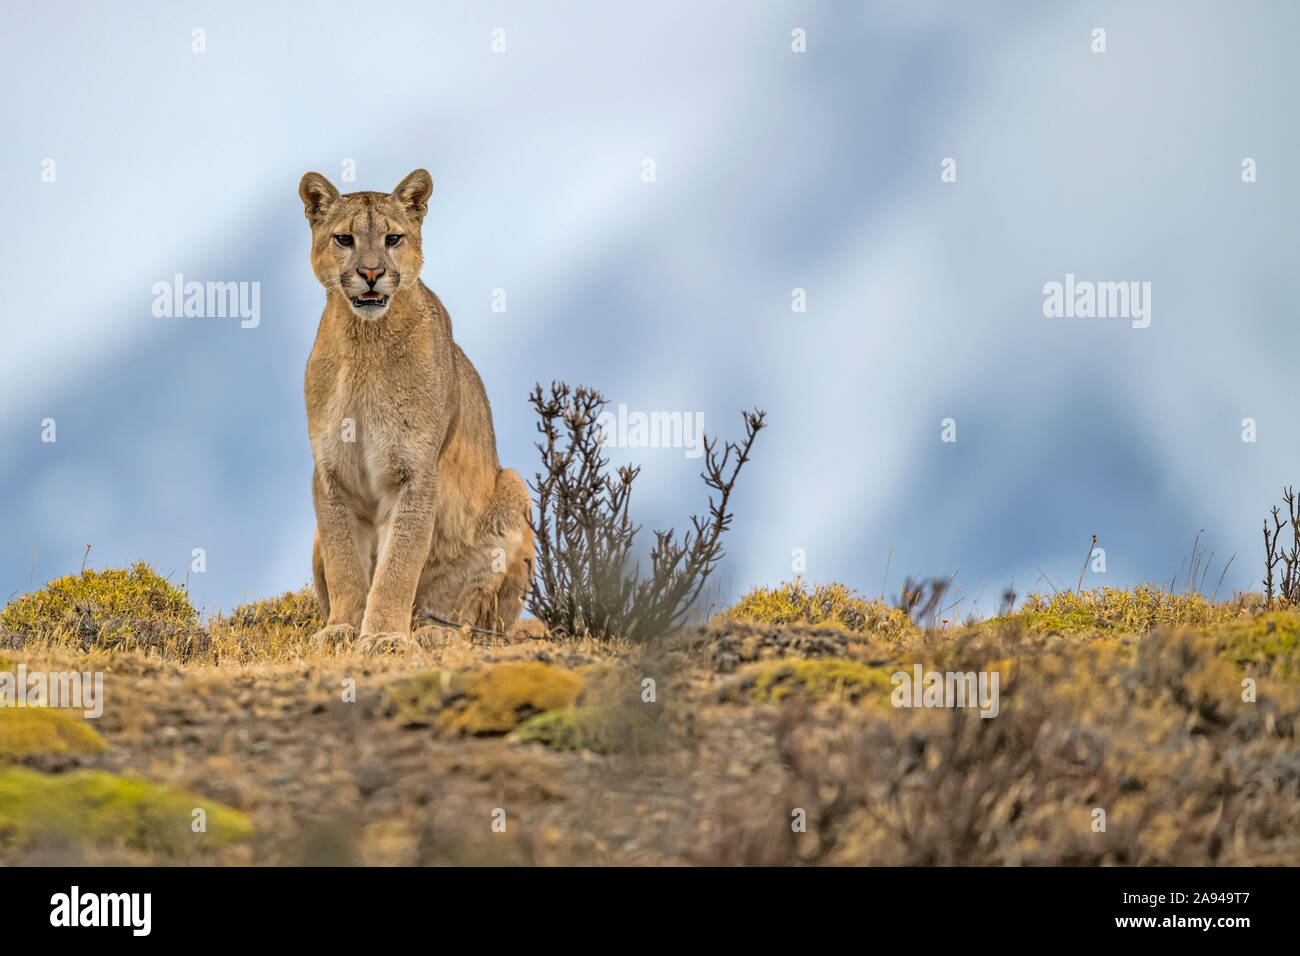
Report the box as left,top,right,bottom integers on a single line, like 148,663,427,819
357,266,385,287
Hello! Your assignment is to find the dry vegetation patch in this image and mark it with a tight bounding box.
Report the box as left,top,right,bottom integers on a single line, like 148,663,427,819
0,564,1296,865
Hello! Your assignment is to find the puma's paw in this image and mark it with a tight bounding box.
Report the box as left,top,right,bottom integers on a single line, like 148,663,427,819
311,622,359,650
356,632,414,655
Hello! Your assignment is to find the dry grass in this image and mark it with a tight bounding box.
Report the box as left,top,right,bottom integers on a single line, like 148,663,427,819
1,567,1296,865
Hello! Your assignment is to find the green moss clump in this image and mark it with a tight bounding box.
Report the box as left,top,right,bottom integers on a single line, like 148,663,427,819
225,586,322,631
515,704,660,754
383,661,584,735
0,767,253,852
730,657,895,705
1215,611,1300,680
1020,585,1234,632
988,609,1106,635
382,670,456,726
0,709,108,759
721,580,911,637
0,562,195,648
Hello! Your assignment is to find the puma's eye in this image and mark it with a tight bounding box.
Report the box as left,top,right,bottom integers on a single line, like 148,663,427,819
385,234,402,247
334,234,354,247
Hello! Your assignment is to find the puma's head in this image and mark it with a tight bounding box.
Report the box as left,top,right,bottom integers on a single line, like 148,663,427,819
298,168,433,321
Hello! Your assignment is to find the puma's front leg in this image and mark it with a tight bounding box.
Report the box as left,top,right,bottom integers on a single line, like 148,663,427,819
359,471,438,649
311,467,369,643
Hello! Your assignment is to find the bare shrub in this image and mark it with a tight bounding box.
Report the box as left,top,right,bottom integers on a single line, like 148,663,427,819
1263,486,1300,605
756,627,1293,865
527,382,765,642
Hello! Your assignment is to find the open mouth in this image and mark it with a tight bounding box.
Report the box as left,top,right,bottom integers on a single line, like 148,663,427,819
350,293,389,309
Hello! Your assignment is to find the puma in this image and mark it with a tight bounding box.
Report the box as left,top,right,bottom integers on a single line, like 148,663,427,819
298,168,534,652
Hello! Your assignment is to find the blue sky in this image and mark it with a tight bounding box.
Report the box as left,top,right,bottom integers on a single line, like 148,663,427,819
2,1,1296,618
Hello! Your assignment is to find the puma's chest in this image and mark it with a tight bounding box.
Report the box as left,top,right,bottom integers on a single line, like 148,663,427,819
310,374,425,509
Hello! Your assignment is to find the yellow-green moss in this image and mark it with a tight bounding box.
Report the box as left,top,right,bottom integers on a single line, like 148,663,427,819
383,670,456,726
0,767,253,852
0,562,195,647
721,580,912,637
1214,611,1300,680
730,657,895,705
224,586,322,631
1020,585,1234,632
383,661,584,735
0,709,108,759
515,704,660,754
987,609,1106,635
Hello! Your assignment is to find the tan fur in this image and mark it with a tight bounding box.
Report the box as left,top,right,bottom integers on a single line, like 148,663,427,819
298,169,534,651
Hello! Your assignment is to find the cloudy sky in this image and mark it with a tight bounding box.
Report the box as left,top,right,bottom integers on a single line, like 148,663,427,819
2,1,1296,618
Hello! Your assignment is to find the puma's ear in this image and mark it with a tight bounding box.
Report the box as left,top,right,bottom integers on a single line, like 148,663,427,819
299,172,340,223
393,168,433,221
